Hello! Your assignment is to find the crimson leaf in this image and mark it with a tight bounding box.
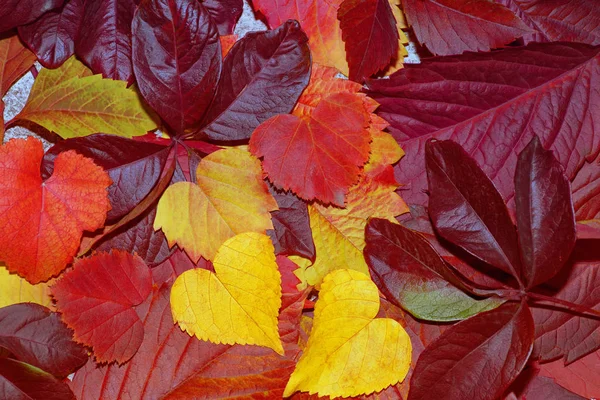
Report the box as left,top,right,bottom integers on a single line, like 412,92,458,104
0,358,75,400
202,0,243,36
0,0,65,33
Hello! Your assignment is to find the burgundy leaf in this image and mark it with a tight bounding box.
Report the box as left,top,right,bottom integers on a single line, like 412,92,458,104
150,249,198,287
132,0,221,134
0,304,87,378
538,349,600,398
0,358,75,400
514,136,576,289
518,376,586,400
408,301,535,400
17,0,83,69
0,0,65,33
366,43,600,208
202,0,243,36
425,139,522,281
571,154,600,236
200,20,310,141
496,0,600,45
338,0,399,82
401,0,531,56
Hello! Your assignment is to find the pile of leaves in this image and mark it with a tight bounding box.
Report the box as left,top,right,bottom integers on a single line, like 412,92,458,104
0,0,599,399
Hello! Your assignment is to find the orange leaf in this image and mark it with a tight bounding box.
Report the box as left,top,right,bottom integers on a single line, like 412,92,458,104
0,138,111,284
219,34,238,58
0,34,35,97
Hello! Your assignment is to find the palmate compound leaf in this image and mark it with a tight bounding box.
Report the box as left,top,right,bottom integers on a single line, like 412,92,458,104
154,147,278,262
13,56,157,139
170,233,283,354
51,250,153,364
284,269,412,398
0,358,75,400
0,137,111,284
0,0,64,33
0,266,51,308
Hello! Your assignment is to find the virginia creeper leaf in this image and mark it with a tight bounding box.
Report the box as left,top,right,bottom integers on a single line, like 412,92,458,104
0,0,65,33
200,20,311,141
284,269,411,398
0,358,75,400
132,0,221,134
0,303,87,378
538,349,600,398
202,0,243,36
0,267,51,308
408,301,535,400
0,138,111,284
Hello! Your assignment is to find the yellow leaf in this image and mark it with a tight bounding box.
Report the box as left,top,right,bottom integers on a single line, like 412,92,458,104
0,265,51,308
170,232,283,354
15,56,156,139
284,269,412,398
154,147,278,261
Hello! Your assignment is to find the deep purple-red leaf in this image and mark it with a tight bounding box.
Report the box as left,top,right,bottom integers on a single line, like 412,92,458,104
408,301,535,400
0,304,87,378
425,139,522,282
571,153,600,237
514,136,576,289
202,0,243,35
338,0,399,82
17,0,83,69
200,20,310,141
132,0,221,134
0,358,75,400
0,0,65,33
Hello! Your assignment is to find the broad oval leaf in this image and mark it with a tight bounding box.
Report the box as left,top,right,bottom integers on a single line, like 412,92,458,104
202,0,243,36
408,301,535,400
0,0,65,33
0,266,51,308
200,20,311,141
132,0,221,134
0,357,76,400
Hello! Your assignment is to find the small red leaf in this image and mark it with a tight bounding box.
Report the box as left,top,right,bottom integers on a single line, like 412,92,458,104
0,357,75,400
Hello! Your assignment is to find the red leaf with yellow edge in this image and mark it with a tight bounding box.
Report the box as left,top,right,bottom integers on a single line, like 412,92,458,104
0,138,111,284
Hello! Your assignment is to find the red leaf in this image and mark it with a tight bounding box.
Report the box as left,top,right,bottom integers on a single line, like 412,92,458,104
408,301,535,400
132,0,221,134
0,357,75,400
538,349,600,398
366,42,600,209
514,136,576,289
0,0,65,33
516,375,587,400
202,0,243,35
200,20,311,141
338,0,399,82
17,0,83,69
151,249,198,287
51,250,152,364
572,153,600,236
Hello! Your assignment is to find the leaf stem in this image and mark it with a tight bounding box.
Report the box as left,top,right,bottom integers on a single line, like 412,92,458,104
526,292,600,319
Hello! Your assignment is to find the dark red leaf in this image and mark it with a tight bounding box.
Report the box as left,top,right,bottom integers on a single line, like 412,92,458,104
200,20,310,141
17,0,83,69
0,358,75,400
151,249,205,287
572,153,600,237
517,375,586,400
408,301,535,400
0,0,65,33
425,139,522,281
514,136,576,289
202,0,243,36
366,43,600,208
132,0,221,134
75,0,137,82
338,0,399,82
538,349,600,398
401,0,531,56
0,304,87,378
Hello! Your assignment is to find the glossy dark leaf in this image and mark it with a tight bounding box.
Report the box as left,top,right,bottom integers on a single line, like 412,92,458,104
514,136,576,289
17,0,83,69
0,0,65,33
338,0,398,82
0,358,75,400
425,139,522,281
200,20,310,141
202,0,243,35
132,0,221,134
0,304,87,378
408,301,535,400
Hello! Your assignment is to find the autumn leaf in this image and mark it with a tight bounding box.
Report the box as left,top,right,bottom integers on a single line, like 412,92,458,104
171,232,283,354
538,349,600,398
0,0,64,33
202,0,243,35
154,147,277,262
0,266,51,308
284,269,412,398
0,358,76,400
0,137,111,284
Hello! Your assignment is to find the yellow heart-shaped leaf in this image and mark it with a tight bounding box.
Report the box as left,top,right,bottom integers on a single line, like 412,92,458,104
170,232,283,354
284,269,412,398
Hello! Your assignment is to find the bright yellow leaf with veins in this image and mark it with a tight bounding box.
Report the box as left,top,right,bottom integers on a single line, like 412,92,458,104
170,232,283,354
284,269,412,398
154,147,278,262
0,266,51,308
14,56,156,139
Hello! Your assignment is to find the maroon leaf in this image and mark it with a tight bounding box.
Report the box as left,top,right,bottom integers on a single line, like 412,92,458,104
517,376,586,400
366,42,600,208
571,153,600,236
17,0,83,69
538,349,600,398
0,358,75,400
132,0,221,134
425,139,522,281
496,0,600,45
150,249,198,287
408,301,535,400
338,0,399,82
401,0,531,56
200,20,310,141
0,304,87,378
202,0,243,36
514,136,576,289
0,0,65,33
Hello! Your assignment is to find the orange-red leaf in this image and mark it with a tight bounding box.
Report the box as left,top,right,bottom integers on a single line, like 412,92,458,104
0,138,111,284
51,250,152,364
0,34,35,97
